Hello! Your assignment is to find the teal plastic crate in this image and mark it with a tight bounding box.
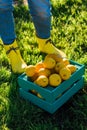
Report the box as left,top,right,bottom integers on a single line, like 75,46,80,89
19,77,84,114
18,60,85,114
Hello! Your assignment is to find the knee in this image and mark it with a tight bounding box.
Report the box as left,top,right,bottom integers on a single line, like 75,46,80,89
31,7,51,21
38,7,51,19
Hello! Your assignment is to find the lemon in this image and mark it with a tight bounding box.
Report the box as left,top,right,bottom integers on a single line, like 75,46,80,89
37,68,51,77
55,61,65,73
45,54,63,62
66,64,77,74
62,58,70,66
35,62,44,72
59,67,71,80
25,65,36,77
34,75,48,87
49,73,62,87
43,57,56,69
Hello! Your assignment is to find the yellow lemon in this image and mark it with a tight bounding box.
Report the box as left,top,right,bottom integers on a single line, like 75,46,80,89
49,73,62,87
25,65,36,77
43,57,56,69
30,90,37,95
35,62,44,72
66,64,77,74
62,58,70,66
45,54,63,62
59,67,71,80
55,61,65,73
37,93,44,99
34,75,48,87
37,68,51,77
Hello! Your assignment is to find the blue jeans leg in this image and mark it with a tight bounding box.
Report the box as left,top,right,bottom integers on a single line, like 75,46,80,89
0,0,16,45
0,0,51,45
28,0,51,39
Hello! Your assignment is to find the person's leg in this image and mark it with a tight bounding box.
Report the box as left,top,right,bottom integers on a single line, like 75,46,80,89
0,0,16,44
28,0,66,57
28,0,51,39
0,0,27,73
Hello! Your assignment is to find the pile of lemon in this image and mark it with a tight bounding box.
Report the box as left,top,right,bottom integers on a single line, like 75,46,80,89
25,54,77,88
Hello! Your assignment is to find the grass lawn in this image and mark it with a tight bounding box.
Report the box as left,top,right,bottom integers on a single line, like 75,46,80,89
0,0,87,129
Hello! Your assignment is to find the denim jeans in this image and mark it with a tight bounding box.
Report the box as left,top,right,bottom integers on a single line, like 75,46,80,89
0,0,51,44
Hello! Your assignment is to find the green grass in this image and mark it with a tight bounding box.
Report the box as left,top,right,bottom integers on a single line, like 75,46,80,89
0,0,87,129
